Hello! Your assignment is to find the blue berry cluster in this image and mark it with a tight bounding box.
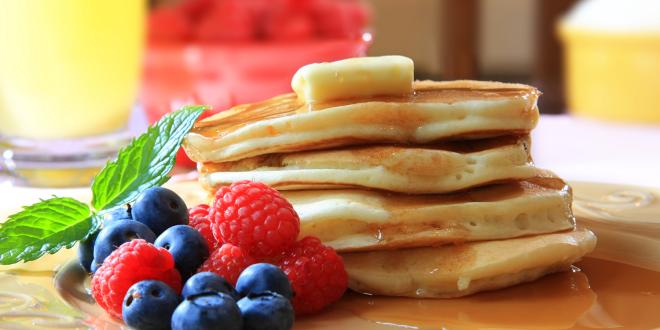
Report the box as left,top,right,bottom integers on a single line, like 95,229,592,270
124,264,294,330
79,187,294,329
79,187,193,274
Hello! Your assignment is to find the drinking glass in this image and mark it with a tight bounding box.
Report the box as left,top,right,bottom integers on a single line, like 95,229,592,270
0,0,145,187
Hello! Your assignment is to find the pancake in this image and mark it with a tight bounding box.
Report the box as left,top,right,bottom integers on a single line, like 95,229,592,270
198,136,538,194
342,228,596,298
285,175,574,252
184,80,540,162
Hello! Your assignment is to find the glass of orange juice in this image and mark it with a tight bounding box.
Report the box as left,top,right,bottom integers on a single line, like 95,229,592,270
0,0,145,186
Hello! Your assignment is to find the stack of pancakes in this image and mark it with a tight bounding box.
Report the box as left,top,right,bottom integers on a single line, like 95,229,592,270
183,78,596,298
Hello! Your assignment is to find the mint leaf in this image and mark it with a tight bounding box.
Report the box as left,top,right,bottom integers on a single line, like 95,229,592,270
0,106,205,266
91,106,206,211
0,197,94,265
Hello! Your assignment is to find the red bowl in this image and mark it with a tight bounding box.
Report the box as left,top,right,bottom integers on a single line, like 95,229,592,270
140,37,371,167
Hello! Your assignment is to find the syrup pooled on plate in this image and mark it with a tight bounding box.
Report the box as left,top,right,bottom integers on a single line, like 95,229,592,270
295,258,660,330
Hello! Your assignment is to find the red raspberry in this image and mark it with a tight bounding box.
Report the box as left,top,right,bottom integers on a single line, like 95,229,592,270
209,180,300,258
189,204,220,250
195,0,256,42
198,243,256,286
313,0,370,39
262,1,315,41
91,240,181,319
177,0,214,20
148,6,192,43
277,236,348,315
264,12,314,40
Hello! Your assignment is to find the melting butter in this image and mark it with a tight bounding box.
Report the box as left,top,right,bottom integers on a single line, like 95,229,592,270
291,55,414,103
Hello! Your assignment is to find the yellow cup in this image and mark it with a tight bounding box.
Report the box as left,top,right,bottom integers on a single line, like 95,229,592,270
559,25,660,123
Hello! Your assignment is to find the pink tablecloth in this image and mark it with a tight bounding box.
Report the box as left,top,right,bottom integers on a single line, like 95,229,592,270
532,115,660,187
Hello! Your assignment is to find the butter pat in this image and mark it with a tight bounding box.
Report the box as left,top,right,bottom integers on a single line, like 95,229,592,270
291,55,414,103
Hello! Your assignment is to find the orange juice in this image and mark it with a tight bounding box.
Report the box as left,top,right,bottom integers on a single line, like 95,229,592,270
0,0,145,139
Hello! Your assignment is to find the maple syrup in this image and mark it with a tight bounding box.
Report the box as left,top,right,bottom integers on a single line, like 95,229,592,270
296,258,660,329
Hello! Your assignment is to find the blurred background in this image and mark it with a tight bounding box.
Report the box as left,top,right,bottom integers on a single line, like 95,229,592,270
141,0,569,118
1,0,659,187
142,0,660,119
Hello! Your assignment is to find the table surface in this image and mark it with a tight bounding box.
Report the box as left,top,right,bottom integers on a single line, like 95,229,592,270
532,115,660,187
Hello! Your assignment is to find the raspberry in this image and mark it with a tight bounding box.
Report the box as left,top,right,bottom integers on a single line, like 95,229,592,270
277,237,348,315
177,0,213,19
148,6,191,42
175,148,196,168
91,240,182,319
195,0,255,42
313,0,369,39
189,204,220,250
209,181,300,258
263,5,315,40
198,243,255,286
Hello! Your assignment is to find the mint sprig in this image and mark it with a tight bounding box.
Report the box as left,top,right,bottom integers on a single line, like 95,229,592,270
92,105,206,211
0,106,206,265
0,197,93,264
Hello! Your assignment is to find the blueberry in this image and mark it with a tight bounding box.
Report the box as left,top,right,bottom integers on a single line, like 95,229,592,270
102,205,132,223
238,291,294,330
123,280,180,330
171,292,242,330
236,263,292,299
132,187,188,236
77,230,99,273
91,220,156,272
182,272,239,300
155,225,209,281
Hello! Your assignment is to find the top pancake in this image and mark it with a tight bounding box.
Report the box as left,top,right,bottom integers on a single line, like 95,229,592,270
184,80,540,162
